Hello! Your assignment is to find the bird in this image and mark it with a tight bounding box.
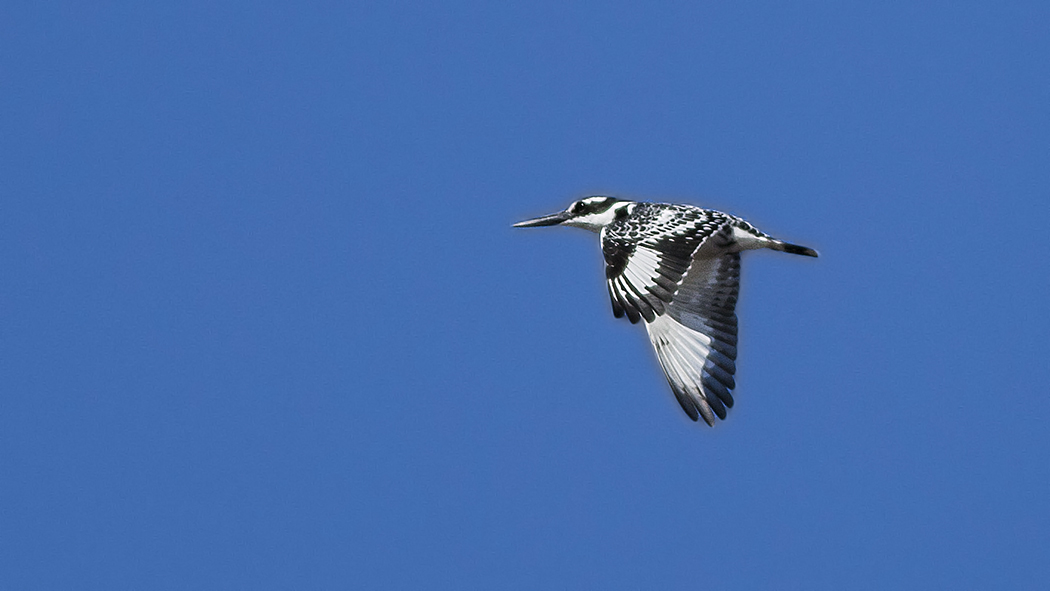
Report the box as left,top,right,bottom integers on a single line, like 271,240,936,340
514,196,818,426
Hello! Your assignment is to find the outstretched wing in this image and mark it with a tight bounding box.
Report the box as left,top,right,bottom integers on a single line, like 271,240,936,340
646,247,739,425
602,206,741,425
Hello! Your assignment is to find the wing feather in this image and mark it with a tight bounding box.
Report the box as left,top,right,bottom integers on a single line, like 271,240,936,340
644,251,741,425
651,327,713,424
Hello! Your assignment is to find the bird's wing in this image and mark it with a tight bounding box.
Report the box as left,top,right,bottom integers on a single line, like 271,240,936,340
646,243,739,425
601,205,726,324
602,208,741,425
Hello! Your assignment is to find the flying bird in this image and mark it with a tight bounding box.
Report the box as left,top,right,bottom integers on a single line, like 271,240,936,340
514,196,817,426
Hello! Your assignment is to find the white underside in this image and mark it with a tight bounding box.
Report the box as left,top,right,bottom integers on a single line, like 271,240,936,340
729,225,773,251
644,314,717,422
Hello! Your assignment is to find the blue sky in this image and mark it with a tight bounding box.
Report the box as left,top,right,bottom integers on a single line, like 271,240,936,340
2,1,1049,589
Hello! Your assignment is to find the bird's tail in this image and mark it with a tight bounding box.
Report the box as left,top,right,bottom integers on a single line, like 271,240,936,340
769,241,819,257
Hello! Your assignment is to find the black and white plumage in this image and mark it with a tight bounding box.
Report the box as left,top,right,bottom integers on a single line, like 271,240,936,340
514,196,818,426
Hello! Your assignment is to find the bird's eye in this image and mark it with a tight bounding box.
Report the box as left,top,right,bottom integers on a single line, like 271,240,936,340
572,202,586,214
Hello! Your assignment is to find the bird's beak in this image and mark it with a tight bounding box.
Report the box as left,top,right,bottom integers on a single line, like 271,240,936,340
513,211,572,228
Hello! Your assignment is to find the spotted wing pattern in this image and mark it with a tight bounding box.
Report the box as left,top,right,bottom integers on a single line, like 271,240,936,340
601,204,742,425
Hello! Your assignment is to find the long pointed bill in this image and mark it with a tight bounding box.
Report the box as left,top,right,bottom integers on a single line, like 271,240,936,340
512,211,572,228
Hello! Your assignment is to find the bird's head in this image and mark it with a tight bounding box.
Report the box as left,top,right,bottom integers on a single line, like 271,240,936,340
513,196,631,233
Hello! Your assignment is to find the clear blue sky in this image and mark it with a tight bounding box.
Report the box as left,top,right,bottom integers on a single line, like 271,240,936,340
3,1,1048,589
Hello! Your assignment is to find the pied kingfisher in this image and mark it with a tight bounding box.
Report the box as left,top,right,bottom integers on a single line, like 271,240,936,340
514,196,818,426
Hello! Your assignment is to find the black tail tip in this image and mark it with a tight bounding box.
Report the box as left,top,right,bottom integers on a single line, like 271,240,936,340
778,242,819,257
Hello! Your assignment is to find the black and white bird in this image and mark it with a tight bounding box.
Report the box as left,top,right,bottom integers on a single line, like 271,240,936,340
514,196,817,426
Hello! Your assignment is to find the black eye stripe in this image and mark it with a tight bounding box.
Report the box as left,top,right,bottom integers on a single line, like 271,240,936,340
590,198,611,210
571,197,619,216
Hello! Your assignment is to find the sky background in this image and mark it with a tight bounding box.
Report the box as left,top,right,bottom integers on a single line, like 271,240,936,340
2,1,1049,589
